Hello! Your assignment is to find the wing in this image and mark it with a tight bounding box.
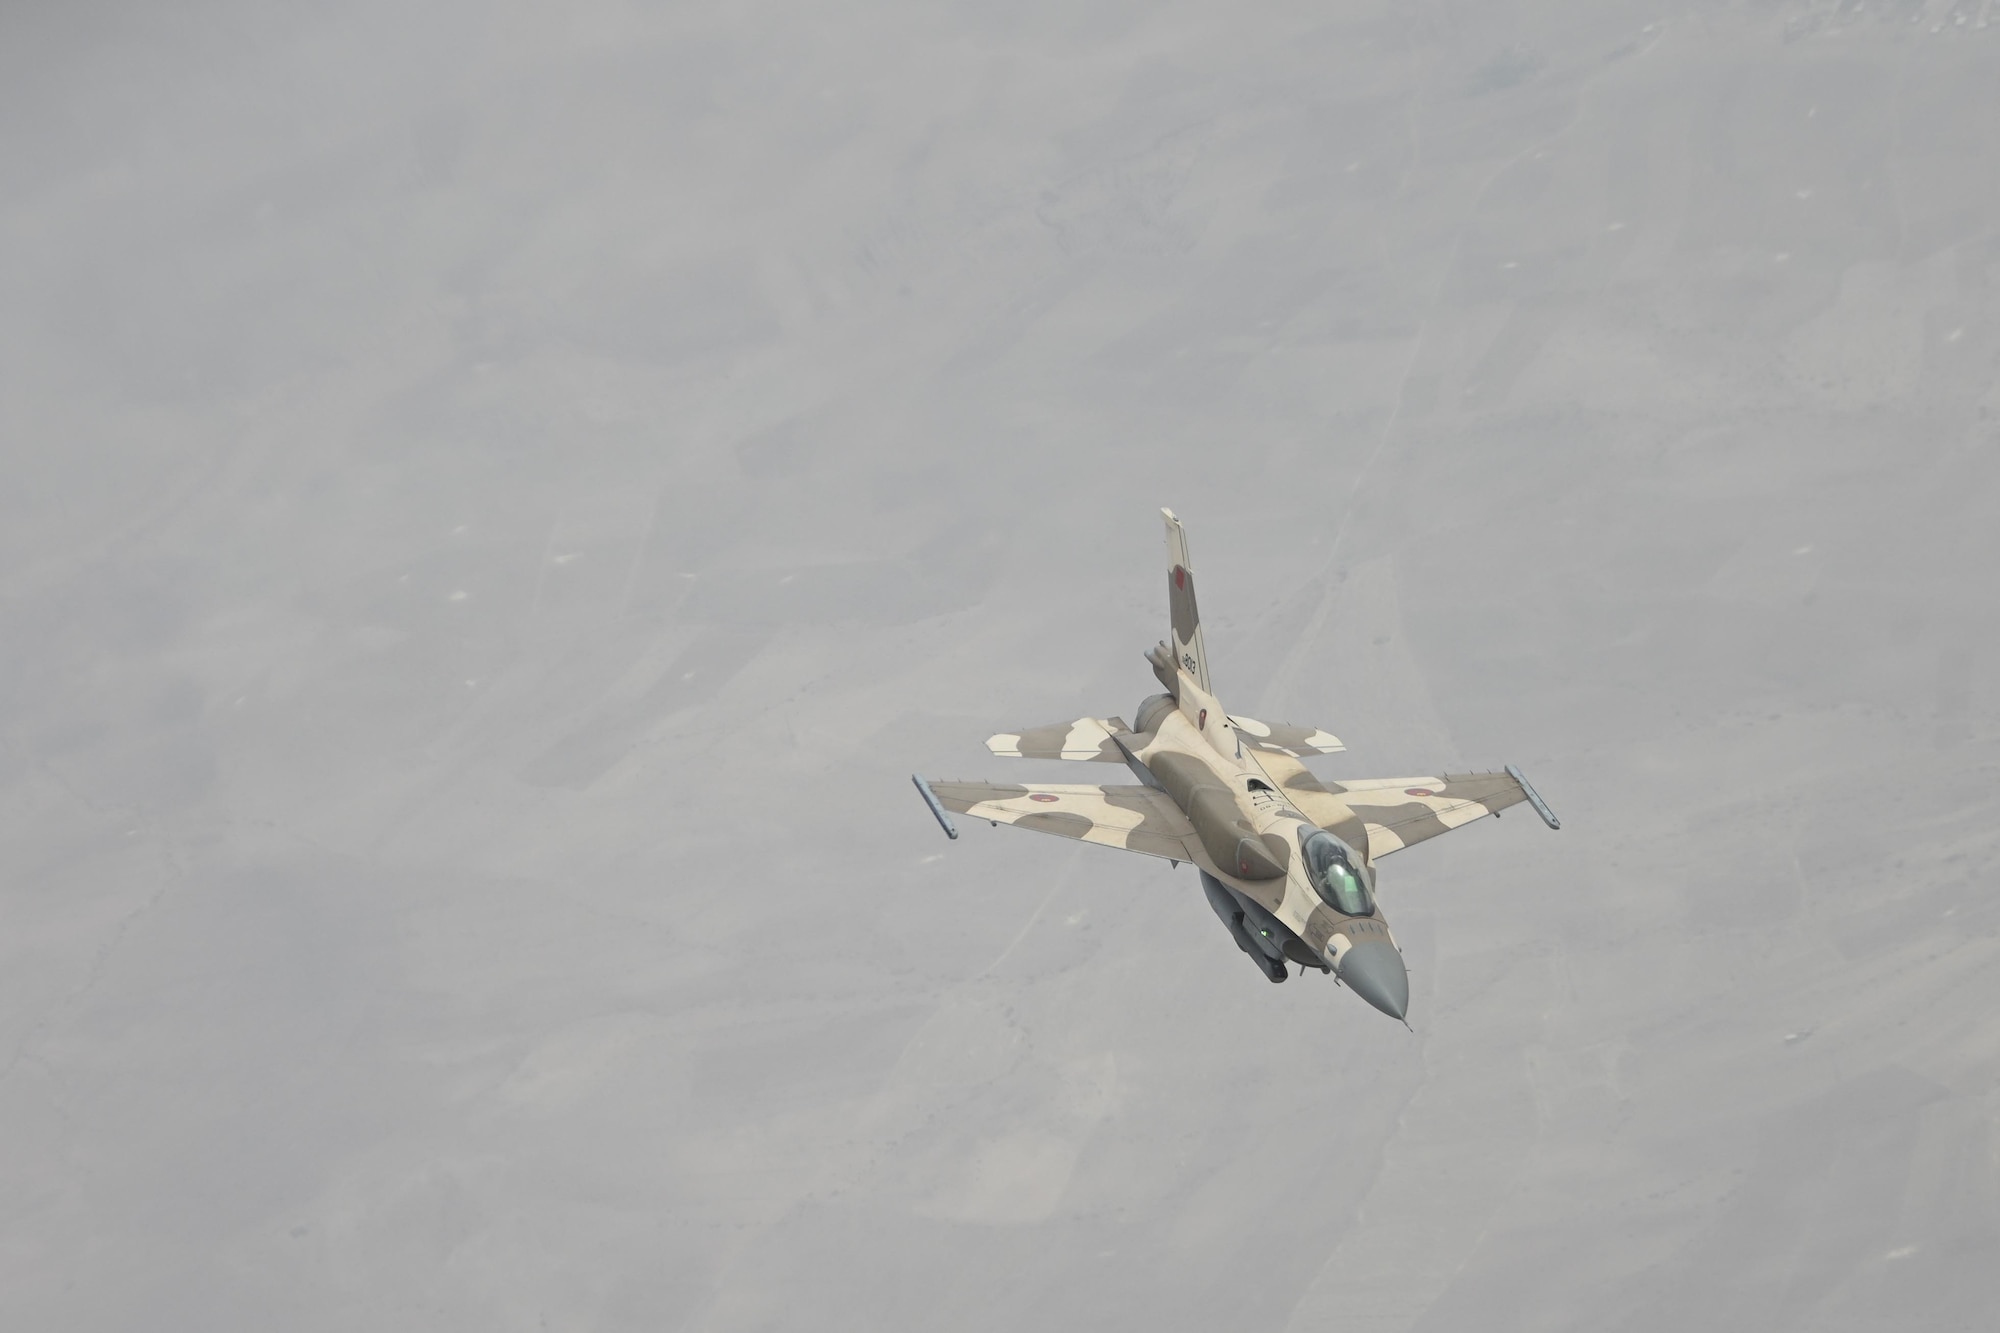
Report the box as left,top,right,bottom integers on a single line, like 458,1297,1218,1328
985,717,1132,762
1320,772,1536,858
1226,715,1345,756
925,781,1197,862
1250,754,1554,860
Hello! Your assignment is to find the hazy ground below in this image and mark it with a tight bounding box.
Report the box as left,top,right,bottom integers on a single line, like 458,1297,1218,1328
3,2,1997,1329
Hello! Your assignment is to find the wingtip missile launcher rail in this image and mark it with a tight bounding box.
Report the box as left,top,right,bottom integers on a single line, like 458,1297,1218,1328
911,774,958,840
1504,764,1562,830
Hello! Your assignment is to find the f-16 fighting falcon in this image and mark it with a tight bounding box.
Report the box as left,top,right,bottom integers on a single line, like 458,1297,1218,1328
912,509,1559,1022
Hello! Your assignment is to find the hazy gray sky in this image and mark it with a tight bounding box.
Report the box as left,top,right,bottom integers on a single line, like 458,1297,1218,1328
3,2,1997,1329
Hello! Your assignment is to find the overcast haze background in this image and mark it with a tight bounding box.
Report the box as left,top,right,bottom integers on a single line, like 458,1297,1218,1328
4,1,1998,1329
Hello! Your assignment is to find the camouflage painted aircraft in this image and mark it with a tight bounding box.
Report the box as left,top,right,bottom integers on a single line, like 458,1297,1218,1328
913,509,1559,1022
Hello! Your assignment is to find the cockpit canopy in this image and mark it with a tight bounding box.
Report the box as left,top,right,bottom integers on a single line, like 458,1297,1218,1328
1301,830,1374,917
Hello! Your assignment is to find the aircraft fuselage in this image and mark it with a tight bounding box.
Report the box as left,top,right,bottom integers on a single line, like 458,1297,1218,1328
1122,676,1407,1012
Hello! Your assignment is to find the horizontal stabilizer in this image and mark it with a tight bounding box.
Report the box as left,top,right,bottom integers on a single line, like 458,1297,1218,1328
1226,715,1345,756
986,717,1131,762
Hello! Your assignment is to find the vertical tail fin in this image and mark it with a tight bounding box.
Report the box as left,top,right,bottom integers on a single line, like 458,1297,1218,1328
1161,508,1212,694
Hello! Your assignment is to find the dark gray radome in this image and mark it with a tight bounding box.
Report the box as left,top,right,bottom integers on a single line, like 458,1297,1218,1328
1337,939,1409,1021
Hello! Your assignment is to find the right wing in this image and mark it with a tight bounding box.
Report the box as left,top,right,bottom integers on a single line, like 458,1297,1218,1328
1226,715,1345,756
985,717,1131,762
1319,773,1532,858
924,780,1197,862
1251,754,1553,860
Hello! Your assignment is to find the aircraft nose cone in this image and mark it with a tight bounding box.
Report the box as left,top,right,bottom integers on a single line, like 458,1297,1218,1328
1337,939,1409,1020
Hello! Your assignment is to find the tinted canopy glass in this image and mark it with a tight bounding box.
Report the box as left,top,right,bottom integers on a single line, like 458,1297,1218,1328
1301,831,1374,917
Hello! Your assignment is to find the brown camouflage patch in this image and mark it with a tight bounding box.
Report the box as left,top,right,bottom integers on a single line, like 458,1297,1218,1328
1019,810,1095,840
1186,786,1247,870
1301,904,1338,952
1232,835,1284,879
1169,565,1199,645
1348,800,1453,847
1148,750,1214,808
1280,938,1324,969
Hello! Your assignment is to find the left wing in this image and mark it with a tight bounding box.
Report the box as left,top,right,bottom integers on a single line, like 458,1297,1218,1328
1321,773,1540,858
924,781,1197,862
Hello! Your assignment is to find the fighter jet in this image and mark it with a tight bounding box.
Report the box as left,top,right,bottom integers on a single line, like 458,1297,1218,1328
912,509,1559,1022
